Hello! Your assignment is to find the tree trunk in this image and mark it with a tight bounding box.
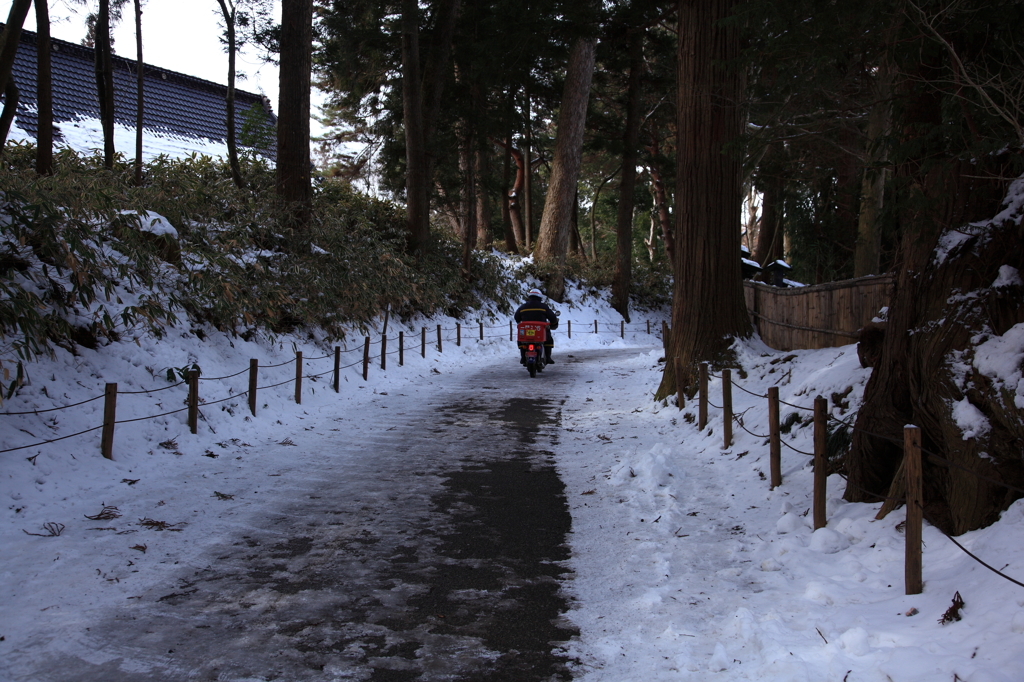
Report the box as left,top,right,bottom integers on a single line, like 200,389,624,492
499,130,519,254
853,70,892,277
645,136,675,265
844,40,1015,534
534,37,597,302
475,145,492,250
34,0,52,174
133,0,144,185
0,80,19,145
401,0,428,252
0,0,32,150
523,89,534,251
217,0,245,190
611,31,645,322
95,0,115,169
276,0,313,231
460,124,477,278
502,139,527,248
655,0,751,400
752,144,785,273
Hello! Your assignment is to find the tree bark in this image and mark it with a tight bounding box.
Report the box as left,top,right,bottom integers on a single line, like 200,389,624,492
133,0,144,185
217,0,245,190
522,89,534,251
401,0,428,252
460,124,477,277
534,37,597,301
853,70,892,277
843,37,1016,533
34,0,52,174
645,136,674,265
276,0,313,231
611,31,645,322
499,130,518,253
655,0,751,400
475,144,492,250
0,0,31,150
752,144,785,273
95,0,115,169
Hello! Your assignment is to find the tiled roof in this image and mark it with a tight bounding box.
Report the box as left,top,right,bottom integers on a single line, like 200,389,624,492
3,24,276,159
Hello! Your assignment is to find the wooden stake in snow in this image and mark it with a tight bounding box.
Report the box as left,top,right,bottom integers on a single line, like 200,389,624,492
188,370,199,433
332,348,340,393
813,396,828,530
250,359,259,413
101,383,117,459
768,386,781,489
905,424,923,595
294,352,302,404
362,337,370,381
699,363,708,431
722,369,733,448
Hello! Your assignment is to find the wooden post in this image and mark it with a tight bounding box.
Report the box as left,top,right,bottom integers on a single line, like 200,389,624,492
698,363,708,431
673,358,685,409
905,425,923,595
594,319,598,334
509,320,513,341
437,324,442,353
661,321,669,352
362,337,370,381
479,321,483,341
188,370,199,433
422,327,427,358
294,352,302,404
813,396,828,530
647,319,651,335
567,319,571,338
381,334,387,371
399,331,404,367
249,359,259,414
620,320,625,338
768,386,781,489
332,348,340,393
101,383,117,459
722,369,733,449
457,323,461,347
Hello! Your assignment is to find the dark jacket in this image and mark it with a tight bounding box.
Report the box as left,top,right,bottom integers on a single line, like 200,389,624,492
514,297,559,329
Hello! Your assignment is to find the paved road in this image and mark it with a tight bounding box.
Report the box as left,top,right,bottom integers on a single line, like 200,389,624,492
24,349,632,681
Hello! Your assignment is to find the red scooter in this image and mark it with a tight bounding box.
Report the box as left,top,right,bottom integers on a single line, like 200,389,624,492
517,321,549,378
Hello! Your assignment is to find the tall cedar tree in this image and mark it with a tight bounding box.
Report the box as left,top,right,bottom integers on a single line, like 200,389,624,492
133,0,143,185
845,0,1024,534
94,0,115,169
534,36,598,301
276,0,313,230
217,0,245,189
656,0,751,399
34,0,52,174
610,29,644,322
0,0,32,149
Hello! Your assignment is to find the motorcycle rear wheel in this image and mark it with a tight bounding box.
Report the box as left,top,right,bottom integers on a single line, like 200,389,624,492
528,363,537,378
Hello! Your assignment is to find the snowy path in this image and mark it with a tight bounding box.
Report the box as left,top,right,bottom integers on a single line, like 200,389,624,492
7,349,641,682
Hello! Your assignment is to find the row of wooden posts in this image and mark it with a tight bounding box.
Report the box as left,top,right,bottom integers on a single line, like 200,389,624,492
96,319,660,463
686,361,924,595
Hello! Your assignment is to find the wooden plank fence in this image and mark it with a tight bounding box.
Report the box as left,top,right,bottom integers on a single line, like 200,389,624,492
744,274,893,351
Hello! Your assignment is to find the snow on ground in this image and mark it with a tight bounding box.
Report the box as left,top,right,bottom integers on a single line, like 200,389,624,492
2,285,1024,681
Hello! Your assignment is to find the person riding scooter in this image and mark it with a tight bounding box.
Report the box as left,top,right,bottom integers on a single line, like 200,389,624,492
514,288,559,364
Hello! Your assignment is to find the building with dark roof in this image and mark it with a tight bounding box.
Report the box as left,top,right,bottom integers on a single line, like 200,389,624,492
3,25,275,160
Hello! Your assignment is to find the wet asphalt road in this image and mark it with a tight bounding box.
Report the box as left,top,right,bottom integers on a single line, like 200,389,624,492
22,350,631,681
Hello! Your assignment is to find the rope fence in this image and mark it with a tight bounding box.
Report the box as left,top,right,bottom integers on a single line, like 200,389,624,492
687,360,1024,595
1,316,665,463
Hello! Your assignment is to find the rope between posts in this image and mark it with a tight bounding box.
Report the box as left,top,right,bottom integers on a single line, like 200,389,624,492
307,369,334,380
835,472,907,505
199,367,250,382
732,415,770,440
780,439,815,457
304,353,334,361
200,392,250,408
733,381,769,400
256,377,297,391
920,501,1024,590
779,397,815,412
0,393,105,415
115,406,189,424
0,424,105,454
118,380,187,395
262,358,297,369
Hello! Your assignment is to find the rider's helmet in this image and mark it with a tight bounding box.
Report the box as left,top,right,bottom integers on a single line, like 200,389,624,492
527,288,543,300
